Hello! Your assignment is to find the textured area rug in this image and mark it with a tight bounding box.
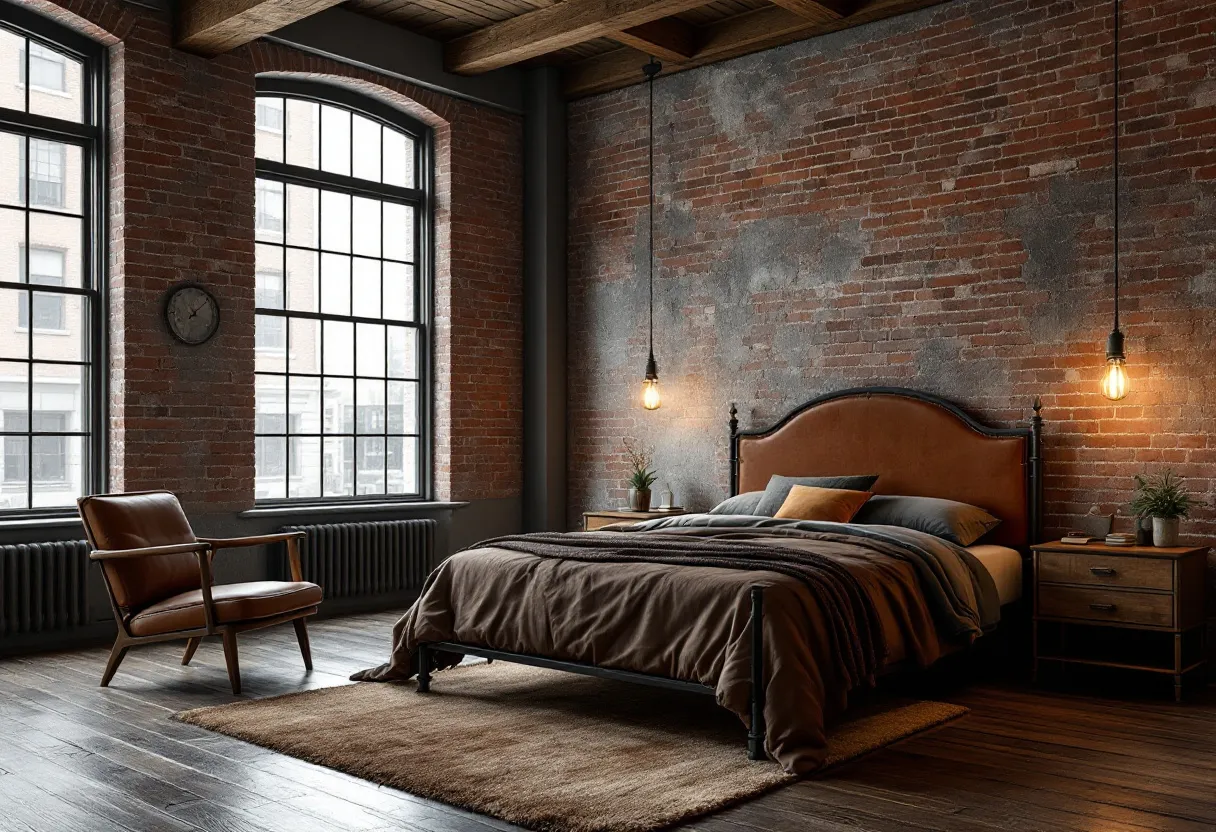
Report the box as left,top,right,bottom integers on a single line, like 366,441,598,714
177,662,966,832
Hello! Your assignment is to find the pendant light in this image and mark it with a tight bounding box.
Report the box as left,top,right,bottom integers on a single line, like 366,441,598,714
640,58,662,411
1101,0,1129,401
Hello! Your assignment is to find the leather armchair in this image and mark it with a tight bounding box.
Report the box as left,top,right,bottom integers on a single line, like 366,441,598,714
78,491,323,694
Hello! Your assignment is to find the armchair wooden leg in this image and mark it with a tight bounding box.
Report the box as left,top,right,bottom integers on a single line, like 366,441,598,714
221,630,242,695
182,637,201,666
100,637,129,687
293,618,313,671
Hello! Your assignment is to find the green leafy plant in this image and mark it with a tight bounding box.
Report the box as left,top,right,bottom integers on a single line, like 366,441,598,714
622,438,657,491
1129,469,1204,519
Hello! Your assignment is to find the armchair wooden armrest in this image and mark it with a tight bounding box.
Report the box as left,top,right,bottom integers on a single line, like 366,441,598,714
197,531,306,549
89,542,220,632
199,531,307,582
90,541,213,561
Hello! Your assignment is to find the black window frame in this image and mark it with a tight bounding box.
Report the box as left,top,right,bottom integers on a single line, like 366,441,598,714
0,4,106,519
253,78,433,506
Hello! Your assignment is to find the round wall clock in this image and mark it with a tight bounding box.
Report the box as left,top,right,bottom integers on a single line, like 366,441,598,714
164,284,220,345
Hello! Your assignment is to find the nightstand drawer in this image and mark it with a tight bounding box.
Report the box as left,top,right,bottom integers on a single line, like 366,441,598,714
1037,551,1172,591
1038,585,1173,628
584,515,620,531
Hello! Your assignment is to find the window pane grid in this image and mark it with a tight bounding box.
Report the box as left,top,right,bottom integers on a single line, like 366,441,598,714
254,90,426,503
1,21,98,514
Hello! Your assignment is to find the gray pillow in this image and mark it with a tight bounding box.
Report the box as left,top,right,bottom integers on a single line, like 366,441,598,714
753,474,879,517
708,491,765,515
853,495,1001,546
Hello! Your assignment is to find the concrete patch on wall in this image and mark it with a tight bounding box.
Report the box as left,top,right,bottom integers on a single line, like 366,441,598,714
1007,174,1106,341
914,338,1010,402
704,52,798,156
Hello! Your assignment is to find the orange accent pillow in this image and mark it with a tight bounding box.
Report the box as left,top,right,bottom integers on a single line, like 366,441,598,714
773,485,872,523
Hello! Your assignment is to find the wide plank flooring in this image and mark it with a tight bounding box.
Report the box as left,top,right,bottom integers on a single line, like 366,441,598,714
1,611,1213,832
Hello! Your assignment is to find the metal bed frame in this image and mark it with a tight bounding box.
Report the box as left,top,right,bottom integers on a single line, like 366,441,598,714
414,388,1044,762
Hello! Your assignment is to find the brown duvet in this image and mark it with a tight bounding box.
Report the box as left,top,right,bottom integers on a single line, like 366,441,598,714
352,518,998,774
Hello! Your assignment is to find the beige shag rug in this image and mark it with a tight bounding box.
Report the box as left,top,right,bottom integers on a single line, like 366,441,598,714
177,662,966,832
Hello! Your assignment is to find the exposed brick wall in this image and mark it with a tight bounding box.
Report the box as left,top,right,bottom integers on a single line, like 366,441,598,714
18,0,523,511
568,0,1216,546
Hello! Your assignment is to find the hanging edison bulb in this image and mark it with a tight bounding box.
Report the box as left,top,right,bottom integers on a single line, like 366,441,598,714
1102,329,1128,401
1101,358,1128,401
1101,0,1130,402
642,354,661,410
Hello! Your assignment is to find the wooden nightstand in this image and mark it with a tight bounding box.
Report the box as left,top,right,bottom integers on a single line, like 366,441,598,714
582,509,687,531
1031,540,1209,701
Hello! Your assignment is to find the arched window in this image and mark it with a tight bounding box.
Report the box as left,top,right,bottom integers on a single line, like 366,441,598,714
253,80,432,503
0,6,104,515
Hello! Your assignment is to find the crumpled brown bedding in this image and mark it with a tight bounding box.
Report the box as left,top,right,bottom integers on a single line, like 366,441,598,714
351,520,998,774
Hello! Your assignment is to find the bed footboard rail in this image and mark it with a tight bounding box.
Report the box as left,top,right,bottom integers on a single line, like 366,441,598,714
414,586,769,762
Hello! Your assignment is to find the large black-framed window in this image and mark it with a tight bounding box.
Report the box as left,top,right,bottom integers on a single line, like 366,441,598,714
254,80,431,504
0,5,104,516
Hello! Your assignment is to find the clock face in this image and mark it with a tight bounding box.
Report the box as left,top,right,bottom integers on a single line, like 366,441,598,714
165,285,220,345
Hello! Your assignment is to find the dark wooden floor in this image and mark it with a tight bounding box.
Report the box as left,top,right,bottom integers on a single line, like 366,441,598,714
2,611,1214,832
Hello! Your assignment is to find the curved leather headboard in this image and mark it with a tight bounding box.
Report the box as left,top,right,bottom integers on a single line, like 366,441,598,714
735,389,1031,547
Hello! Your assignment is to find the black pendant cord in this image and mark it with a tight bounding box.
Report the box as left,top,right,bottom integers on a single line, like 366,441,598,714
645,58,659,369
1112,0,1120,333
648,61,654,361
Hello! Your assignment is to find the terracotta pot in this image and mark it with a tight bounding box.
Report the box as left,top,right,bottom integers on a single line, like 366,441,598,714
628,488,652,511
1152,516,1180,547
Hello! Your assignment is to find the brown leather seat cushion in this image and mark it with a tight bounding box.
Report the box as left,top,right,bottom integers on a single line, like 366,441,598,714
128,581,323,636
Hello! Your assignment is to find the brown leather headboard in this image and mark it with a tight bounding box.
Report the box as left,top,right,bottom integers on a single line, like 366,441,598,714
732,389,1037,548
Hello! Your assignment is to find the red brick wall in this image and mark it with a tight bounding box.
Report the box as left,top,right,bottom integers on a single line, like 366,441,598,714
568,0,1216,544
22,0,523,511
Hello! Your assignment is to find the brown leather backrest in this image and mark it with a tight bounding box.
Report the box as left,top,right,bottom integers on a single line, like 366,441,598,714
737,393,1029,547
78,491,201,612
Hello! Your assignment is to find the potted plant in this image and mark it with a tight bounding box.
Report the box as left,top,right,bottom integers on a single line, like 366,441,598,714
622,438,657,511
1128,469,1203,547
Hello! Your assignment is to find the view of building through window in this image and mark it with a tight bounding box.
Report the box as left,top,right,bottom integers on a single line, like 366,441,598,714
0,21,94,512
253,89,427,501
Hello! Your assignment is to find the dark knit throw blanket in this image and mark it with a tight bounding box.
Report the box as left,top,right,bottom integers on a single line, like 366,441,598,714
475,531,886,688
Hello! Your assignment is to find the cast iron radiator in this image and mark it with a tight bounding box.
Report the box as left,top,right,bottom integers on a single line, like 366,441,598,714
0,540,91,637
277,519,435,600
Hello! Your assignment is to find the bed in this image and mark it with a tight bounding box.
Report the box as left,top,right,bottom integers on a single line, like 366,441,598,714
353,387,1044,774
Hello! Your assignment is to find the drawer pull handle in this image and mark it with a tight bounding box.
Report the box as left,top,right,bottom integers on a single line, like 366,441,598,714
1089,602,1117,612
1089,567,1117,577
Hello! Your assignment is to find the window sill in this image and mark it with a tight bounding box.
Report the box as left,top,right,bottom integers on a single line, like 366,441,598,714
0,512,83,530
240,500,468,519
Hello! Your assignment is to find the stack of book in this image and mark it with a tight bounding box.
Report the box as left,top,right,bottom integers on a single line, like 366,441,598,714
1060,531,1139,546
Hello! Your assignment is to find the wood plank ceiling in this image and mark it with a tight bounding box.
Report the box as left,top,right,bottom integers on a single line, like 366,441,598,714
343,0,952,97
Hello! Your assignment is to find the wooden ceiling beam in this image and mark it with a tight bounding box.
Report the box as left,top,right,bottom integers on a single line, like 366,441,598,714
445,0,711,74
765,0,852,23
563,0,950,98
177,0,346,55
611,18,698,63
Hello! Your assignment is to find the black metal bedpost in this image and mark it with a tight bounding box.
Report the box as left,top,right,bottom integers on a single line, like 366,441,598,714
1029,396,1044,544
416,643,431,693
729,403,739,497
747,585,766,761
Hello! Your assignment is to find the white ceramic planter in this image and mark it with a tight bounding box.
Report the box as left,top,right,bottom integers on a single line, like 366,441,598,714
1152,516,1180,547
